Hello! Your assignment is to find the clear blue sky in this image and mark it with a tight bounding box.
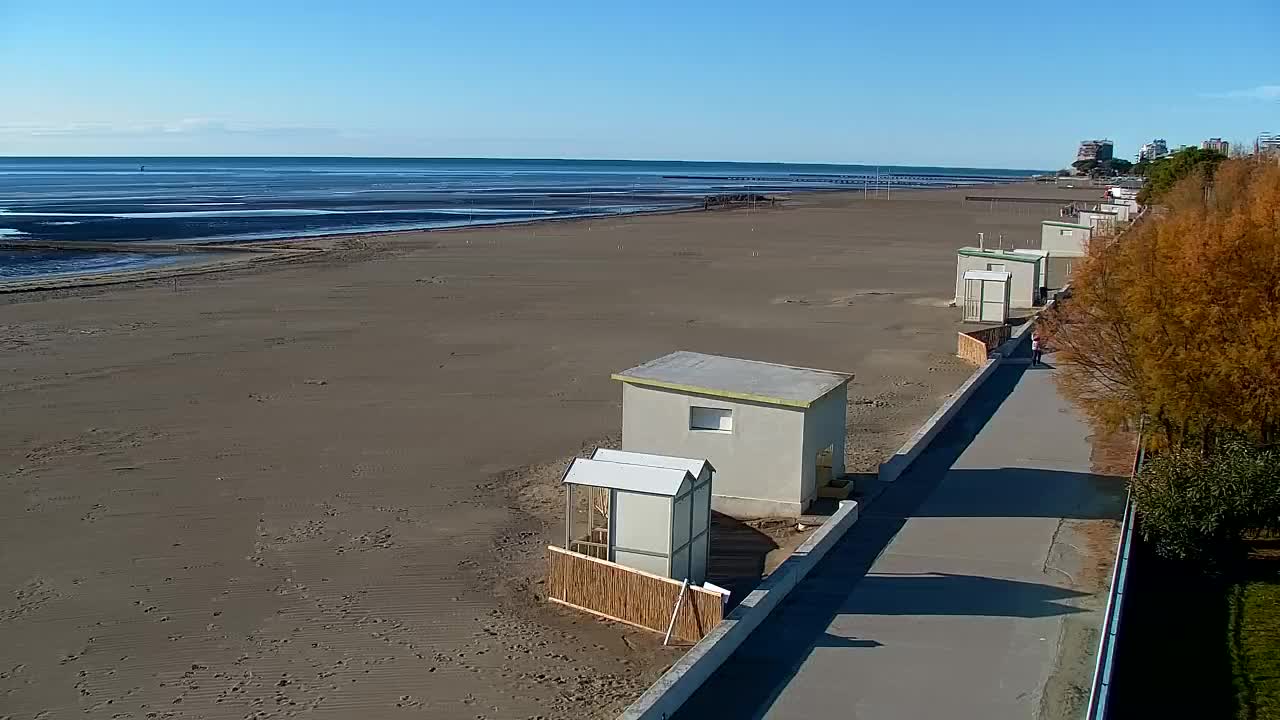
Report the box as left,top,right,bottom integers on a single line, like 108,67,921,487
2,0,1276,169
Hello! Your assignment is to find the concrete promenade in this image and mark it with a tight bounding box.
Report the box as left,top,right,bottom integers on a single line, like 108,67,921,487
671,355,1126,720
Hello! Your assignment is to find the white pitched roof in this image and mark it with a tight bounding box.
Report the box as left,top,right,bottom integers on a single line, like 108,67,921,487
562,457,690,496
591,448,714,478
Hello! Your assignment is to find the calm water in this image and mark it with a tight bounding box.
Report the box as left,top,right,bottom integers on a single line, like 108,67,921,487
0,157,1039,280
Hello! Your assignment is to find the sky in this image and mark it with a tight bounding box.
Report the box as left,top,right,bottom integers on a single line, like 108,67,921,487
1,0,1276,169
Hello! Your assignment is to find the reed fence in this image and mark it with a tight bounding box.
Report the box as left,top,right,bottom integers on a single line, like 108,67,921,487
546,546,723,643
956,324,1012,365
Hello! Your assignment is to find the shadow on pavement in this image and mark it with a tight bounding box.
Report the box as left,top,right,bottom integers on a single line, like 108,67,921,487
812,632,883,649
833,571,1086,617
871,467,1119,520
671,361,1055,720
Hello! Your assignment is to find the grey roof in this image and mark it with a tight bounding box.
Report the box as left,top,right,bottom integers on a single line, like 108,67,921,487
562,457,690,496
591,448,713,479
957,247,1042,263
612,351,851,408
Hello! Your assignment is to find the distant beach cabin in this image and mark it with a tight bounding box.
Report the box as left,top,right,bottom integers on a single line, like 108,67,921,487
1041,220,1092,255
1042,254,1082,290
954,247,1042,308
1099,201,1134,223
561,449,713,583
1078,210,1118,234
612,351,852,518
1012,249,1074,292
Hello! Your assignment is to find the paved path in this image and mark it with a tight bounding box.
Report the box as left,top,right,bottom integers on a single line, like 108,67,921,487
672,357,1125,720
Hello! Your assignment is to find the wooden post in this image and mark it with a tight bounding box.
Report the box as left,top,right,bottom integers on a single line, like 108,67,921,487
664,579,689,646
564,484,572,550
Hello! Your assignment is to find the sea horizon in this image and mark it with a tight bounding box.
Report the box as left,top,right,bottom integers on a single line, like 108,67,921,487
1,156,1041,281
0,154,1051,175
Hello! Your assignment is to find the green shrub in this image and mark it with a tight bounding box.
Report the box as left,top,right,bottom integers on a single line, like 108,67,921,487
1132,438,1280,568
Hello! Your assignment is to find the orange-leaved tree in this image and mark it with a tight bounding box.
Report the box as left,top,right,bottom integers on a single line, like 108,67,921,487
1041,157,1280,450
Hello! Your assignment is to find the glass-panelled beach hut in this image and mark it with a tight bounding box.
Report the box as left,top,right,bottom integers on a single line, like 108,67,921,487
960,269,1011,323
1079,209,1118,234
561,449,713,584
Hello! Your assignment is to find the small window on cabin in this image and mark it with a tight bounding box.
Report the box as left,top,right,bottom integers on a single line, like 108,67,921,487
690,406,733,432
1061,229,1073,236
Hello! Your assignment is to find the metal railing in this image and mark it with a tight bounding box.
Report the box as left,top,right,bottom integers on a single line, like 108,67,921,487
1086,430,1147,720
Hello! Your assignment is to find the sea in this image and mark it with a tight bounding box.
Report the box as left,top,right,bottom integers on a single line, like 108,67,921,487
0,157,1040,281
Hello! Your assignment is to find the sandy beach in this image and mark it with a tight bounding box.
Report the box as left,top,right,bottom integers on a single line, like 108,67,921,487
0,183,1102,719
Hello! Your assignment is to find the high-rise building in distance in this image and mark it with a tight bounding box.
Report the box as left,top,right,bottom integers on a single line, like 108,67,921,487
1076,139,1114,163
1202,138,1230,155
1257,133,1280,157
1139,139,1169,162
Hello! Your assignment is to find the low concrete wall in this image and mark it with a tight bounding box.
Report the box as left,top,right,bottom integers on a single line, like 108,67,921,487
877,356,1001,483
711,493,803,520
884,284,1073,481
617,499,860,720
998,287,1065,362
883,291,1068,483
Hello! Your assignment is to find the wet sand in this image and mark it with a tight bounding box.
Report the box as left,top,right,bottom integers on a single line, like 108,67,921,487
0,183,1103,719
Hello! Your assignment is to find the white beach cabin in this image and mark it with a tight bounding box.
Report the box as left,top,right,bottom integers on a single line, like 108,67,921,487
1015,248,1081,291
1041,220,1093,255
561,449,712,584
613,351,852,518
954,247,1042,308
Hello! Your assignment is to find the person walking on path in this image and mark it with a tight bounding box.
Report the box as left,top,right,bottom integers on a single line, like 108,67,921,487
1031,332,1043,366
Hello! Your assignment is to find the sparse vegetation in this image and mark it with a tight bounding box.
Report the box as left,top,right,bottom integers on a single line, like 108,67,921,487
1071,157,1133,177
1135,146,1228,203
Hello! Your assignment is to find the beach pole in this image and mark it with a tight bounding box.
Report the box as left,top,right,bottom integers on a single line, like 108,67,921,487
664,579,690,646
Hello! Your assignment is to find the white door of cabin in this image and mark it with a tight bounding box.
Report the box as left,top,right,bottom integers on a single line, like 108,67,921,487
980,280,1006,322
962,278,982,322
